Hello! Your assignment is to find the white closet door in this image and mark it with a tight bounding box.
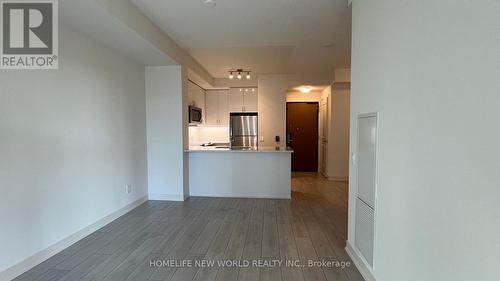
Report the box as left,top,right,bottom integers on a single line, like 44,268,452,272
357,115,377,208
355,113,378,269
355,197,375,266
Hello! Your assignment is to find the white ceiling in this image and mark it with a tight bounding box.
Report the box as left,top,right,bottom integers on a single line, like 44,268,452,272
131,0,351,78
60,0,176,66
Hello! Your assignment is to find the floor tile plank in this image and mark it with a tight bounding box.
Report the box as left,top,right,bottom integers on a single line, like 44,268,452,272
13,173,364,281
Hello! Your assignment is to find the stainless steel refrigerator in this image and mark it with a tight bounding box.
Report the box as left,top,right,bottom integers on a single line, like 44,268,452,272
230,112,258,148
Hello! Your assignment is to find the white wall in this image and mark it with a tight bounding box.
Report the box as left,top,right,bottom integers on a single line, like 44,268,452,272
187,81,205,110
334,68,351,83
146,66,188,201
0,27,148,276
349,1,500,281
327,83,350,180
286,91,323,102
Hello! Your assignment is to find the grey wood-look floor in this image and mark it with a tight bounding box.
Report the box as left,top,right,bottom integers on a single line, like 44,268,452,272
13,173,365,281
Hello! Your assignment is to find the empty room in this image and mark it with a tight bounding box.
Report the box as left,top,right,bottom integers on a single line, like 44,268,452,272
1,1,499,281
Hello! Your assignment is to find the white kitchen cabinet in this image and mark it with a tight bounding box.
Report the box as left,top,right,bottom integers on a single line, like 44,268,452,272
229,88,244,112
229,88,258,112
243,90,258,112
218,91,229,126
205,90,229,126
204,91,219,126
187,81,205,109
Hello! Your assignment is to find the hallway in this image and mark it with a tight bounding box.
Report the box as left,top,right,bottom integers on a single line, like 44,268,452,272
290,172,359,280
14,173,363,281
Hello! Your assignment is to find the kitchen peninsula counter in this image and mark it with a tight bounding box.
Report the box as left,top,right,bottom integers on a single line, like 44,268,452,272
185,146,293,153
185,146,292,199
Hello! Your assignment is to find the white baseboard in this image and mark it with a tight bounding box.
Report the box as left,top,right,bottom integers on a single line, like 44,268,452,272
148,193,185,201
345,241,377,281
188,193,291,200
0,196,148,281
319,172,348,182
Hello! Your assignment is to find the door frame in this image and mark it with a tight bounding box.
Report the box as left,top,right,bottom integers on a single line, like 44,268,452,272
286,102,320,172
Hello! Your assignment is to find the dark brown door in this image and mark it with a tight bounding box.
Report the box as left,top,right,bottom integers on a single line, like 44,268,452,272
286,102,319,172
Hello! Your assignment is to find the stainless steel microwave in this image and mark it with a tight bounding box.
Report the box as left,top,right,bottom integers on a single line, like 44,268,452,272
189,106,202,124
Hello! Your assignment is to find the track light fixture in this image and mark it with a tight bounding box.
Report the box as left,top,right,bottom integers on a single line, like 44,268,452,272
228,69,252,80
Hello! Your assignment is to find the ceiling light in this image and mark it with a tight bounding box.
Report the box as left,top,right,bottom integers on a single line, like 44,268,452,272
245,89,249,92
228,69,251,81
252,89,255,92
203,0,216,8
239,88,242,91
299,86,312,94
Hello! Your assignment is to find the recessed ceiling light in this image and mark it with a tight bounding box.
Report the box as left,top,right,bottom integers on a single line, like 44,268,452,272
203,0,216,8
299,86,312,94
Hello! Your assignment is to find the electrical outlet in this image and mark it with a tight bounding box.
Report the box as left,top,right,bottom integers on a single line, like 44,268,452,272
125,184,132,194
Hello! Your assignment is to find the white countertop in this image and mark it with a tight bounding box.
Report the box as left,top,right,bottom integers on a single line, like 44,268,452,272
185,146,293,153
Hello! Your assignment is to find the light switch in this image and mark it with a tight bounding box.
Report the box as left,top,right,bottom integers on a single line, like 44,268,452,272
259,136,264,142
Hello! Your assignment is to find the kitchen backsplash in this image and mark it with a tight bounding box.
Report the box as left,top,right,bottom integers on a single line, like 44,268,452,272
189,126,229,145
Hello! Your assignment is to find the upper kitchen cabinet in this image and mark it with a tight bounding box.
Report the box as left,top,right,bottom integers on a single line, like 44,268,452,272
229,88,258,112
229,88,243,112
187,81,205,110
244,89,258,111
205,90,229,126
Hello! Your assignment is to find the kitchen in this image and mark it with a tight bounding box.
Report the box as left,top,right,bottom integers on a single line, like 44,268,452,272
186,79,293,199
